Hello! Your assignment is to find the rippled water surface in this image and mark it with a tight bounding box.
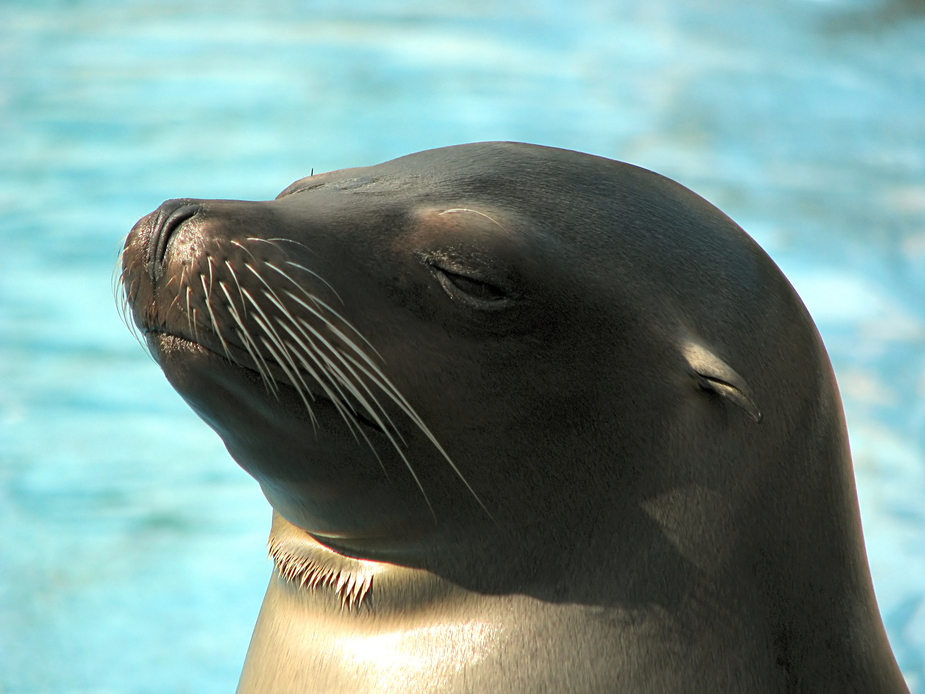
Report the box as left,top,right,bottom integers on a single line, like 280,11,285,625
1,0,924,691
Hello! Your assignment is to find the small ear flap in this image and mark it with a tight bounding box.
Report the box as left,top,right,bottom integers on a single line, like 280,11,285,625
682,340,763,423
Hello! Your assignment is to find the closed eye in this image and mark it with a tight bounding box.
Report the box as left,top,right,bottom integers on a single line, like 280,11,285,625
439,268,505,300
431,265,512,309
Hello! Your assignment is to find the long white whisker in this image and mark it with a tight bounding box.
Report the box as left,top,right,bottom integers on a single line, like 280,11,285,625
279,321,434,515
200,275,232,360
230,239,259,263
254,331,318,421
225,261,247,317
310,340,407,448
247,266,364,412
185,286,194,340
274,306,406,444
241,267,334,413
250,264,367,356
246,237,283,250
290,310,491,519
253,305,369,444
278,332,367,448
165,275,183,316
247,308,316,415
283,290,382,361
118,279,150,356
277,261,341,301
207,256,216,294
284,293,443,438
219,281,278,396
272,315,361,417
241,288,318,414
270,285,403,428
254,236,312,252
244,262,323,318
272,315,402,458
332,347,432,437
191,307,202,345
336,346,494,522
112,242,133,333
439,208,506,230
246,277,352,417
263,263,326,310
261,290,411,489
252,256,490,520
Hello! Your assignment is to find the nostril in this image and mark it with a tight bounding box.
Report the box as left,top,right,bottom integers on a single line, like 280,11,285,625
148,200,201,281
155,205,199,265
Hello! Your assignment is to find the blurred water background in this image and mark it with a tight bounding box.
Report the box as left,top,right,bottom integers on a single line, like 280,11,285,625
1,0,924,691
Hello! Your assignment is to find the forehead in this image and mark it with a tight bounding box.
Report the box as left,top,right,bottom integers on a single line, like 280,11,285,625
272,146,756,287
275,144,601,201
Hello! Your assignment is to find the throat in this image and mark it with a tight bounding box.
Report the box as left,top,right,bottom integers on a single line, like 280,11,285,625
267,513,388,609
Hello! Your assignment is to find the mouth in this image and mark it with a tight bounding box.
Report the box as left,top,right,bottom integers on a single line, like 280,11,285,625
145,328,388,436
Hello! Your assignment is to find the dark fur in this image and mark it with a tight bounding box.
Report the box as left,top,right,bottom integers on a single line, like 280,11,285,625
122,143,908,693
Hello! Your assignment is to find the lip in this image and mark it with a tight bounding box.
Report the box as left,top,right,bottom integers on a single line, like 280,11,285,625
146,328,388,435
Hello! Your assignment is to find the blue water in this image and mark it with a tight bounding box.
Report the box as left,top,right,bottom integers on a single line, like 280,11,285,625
1,0,924,691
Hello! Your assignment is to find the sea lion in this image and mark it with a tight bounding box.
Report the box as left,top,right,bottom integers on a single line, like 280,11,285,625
120,142,909,693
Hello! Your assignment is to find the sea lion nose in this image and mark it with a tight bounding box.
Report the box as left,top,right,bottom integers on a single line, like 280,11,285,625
146,198,202,282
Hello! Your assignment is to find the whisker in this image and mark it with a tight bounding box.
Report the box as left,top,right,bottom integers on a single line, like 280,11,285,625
281,335,366,447
273,315,360,419
165,273,183,316
254,331,317,418
243,272,340,411
219,281,278,396
287,292,490,519
247,266,371,407
114,268,150,356
336,346,494,522
224,261,247,316
253,236,312,253
224,245,493,520
185,286,194,341
273,306,405,444
283,290,382,362
282,292,452,445
247,309,313,410
299,337,411,485
439,208,506,230
283,321,434,515
278,261,341,302
249,280,369,444
241,287,317,412
264,264,327,311
318,353,406,444
200,275,232,360
230,239,259,263
191,307,202,345
261,294,401,482
113,242,136,335
207,255,216,294
275,288,405,418
270,310,391,442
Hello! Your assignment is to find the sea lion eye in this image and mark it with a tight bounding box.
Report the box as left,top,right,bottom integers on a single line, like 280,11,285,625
440,269,505,300
430,265,511,308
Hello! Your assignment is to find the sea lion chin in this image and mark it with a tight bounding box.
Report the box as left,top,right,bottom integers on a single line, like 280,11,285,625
120,142,909,693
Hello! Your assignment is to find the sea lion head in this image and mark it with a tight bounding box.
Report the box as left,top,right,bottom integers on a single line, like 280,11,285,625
120,142,847,597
